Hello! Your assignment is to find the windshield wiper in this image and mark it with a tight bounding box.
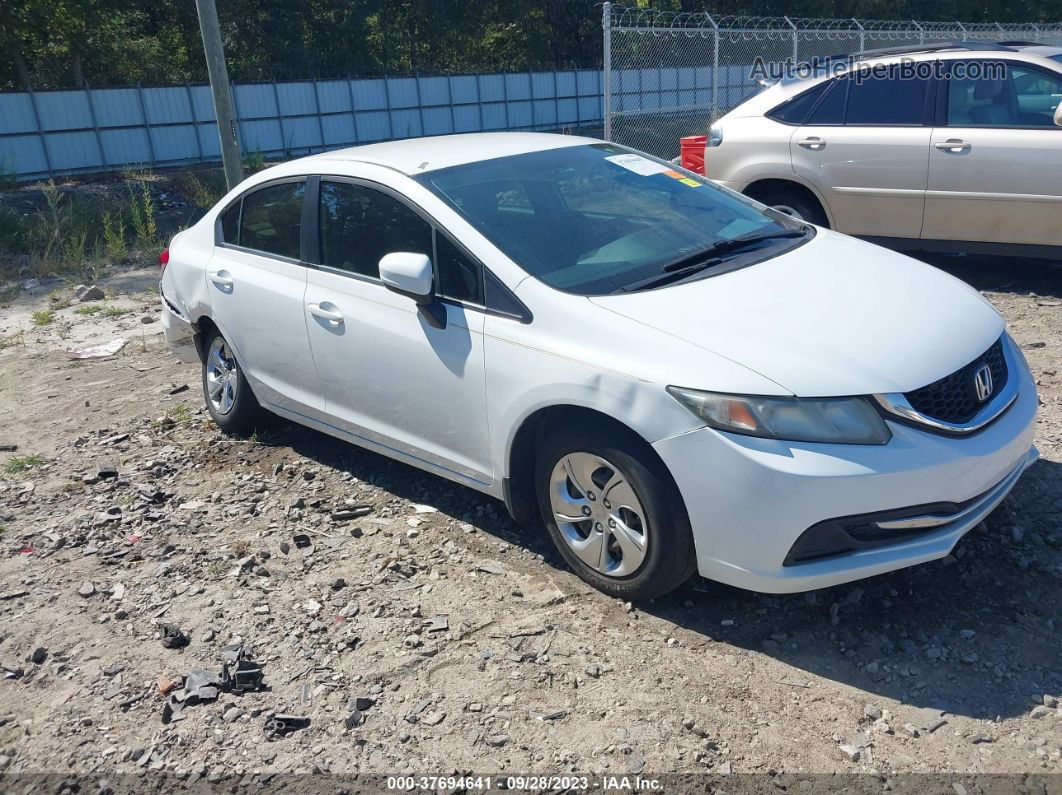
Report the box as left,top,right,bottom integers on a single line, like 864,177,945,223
614,227,809,293
661,227,808,272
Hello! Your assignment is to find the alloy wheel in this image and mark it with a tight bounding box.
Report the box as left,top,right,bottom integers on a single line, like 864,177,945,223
205,336,240,415
548,451,650,578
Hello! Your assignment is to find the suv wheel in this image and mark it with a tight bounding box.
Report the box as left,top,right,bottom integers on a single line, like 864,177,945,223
535,423,696,600
752,186,829,227
202,330,260,434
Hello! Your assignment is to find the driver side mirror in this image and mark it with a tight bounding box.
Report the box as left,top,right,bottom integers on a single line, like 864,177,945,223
1055,102,1062,127
379,252,446,329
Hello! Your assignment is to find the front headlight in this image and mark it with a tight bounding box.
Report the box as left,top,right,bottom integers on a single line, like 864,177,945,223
666,387,892,445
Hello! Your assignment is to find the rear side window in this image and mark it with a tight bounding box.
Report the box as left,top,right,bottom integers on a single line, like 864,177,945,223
768,81,830,124
846,74,928,125
238,181,305,259
319,181,432,278
807,79,847,124
220,202,240,243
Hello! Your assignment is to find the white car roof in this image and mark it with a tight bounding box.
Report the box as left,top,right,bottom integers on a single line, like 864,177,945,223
302,132,594,175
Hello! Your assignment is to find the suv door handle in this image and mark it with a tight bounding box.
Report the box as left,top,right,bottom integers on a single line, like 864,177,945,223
208,270,233,287
798,137,826,150
308,303,344,324
934,139,971,152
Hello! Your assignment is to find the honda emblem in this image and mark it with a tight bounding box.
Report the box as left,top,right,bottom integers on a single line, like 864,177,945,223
973,364,993,402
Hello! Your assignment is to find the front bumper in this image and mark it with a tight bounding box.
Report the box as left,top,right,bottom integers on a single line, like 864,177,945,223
653,360,1038,593
159,282,200,364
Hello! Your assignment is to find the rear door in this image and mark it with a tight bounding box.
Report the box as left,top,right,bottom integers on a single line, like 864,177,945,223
207,178,324,417
790,69,934,238
922,59,1062,246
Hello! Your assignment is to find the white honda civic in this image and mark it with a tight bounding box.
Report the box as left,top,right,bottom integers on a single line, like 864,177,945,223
159,132,1038,599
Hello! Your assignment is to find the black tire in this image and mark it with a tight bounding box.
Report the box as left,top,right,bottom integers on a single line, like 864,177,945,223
534,420,696,601
751,186,829,227
201,328,261,435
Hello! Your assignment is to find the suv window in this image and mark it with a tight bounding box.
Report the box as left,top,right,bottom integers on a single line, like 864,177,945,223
948,62,1062,127
806,78,847,124
846,73,928,125
236,181,305,259
768,81,830,124
435,233,482,303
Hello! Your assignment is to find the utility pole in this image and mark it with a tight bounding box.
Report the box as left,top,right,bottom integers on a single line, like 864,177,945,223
195,0,244,190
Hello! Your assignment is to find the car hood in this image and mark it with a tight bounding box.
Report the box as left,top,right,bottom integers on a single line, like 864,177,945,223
589,230,1004,396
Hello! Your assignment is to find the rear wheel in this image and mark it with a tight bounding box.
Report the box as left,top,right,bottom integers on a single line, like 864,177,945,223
749,185,829,227
201,330,260,435
535,423,696,600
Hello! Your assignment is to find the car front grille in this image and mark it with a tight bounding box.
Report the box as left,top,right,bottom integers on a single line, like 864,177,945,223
903,338,1008,425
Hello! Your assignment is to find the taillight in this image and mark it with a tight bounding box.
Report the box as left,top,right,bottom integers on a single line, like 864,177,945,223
159,248,169,273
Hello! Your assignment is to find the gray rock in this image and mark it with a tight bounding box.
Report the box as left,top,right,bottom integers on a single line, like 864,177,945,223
839,744,861,762
863,704,882,721
223,706,244,723
78,581,96,598
1030,705,1053,719
79,286,105,302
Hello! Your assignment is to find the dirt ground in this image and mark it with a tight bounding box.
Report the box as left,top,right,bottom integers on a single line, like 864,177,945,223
0,254,1059,787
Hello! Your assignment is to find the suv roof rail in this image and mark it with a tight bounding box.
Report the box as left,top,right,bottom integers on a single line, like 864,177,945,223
820,39,1016,64
996,40,1043,47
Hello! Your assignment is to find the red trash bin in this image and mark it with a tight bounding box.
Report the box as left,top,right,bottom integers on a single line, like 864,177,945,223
679,135,707,175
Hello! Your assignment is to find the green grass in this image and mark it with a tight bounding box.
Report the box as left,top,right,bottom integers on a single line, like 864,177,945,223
74,303,102,315
5,454,46,475
31,310,55,326
101,305,129,318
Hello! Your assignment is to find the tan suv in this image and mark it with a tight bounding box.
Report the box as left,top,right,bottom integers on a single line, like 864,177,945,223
706,42,1062,258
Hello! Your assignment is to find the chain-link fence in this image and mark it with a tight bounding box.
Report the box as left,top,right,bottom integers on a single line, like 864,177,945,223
603,4,1062,158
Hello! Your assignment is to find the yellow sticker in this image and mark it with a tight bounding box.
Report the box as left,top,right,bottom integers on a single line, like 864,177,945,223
678,178,701,187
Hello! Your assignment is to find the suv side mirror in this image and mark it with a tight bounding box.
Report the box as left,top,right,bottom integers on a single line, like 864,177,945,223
1055,102,1062,127
379,252,446,329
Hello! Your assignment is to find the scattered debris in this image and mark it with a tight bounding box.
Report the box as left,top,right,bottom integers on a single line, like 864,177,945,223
263,713,310,740
66,338,128,359
159,623,188,649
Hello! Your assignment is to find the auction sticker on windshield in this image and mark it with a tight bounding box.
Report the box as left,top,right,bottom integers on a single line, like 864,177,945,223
605,153,671,176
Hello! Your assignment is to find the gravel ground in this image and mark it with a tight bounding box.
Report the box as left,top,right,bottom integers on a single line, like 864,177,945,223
0,256,1059,786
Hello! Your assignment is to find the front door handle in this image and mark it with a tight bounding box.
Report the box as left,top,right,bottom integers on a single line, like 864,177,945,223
209,270,233,287
308,303,344,324
934,139,971,152
798,137,826,150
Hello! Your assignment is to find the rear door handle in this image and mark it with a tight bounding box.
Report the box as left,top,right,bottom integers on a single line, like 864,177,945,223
208,270,233,287
798,137,826,150
308,303,344,324
934,139,971,152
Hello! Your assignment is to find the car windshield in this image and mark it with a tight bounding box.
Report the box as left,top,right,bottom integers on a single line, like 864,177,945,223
415,143,804,295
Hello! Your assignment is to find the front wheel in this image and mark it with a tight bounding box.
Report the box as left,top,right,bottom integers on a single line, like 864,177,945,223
535,424,696,600
201,330,260,435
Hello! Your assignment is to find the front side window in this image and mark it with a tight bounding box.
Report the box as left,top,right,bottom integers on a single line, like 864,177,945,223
319,181,432,278
415,143,804,296
948,62,1062,127
237,181,305,259
845,74,928,125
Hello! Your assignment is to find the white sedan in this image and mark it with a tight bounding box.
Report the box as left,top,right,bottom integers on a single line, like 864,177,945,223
160,132,1038,599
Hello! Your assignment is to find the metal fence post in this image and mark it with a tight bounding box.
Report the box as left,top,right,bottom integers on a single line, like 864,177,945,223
135,84,158,166
84,82,108,170
602,1,612,141
185,83,204,163
310,77,326,153
853,19,865,52
346,73,359,145
708,15,719,122
957,21,967,40
785,17,798,63
913,21,925,45
26,87,54,179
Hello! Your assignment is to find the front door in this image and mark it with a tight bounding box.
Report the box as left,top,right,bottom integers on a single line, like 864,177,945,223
303,178,493,486
923,60,1062,246
790,71,933,238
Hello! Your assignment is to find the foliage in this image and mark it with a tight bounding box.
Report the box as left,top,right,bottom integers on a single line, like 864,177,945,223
4,454,46,474
127,181,157,246
102,210,127,261
31,309,55,326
